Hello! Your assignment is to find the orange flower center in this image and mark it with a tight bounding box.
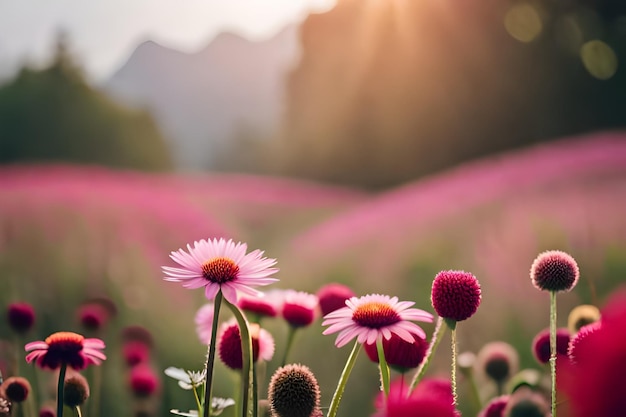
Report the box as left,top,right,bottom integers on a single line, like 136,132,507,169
352,302,401,328
201,257,239,284
45,331,85,346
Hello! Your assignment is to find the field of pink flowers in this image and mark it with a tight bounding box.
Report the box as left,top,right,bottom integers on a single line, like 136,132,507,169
1,131,625,417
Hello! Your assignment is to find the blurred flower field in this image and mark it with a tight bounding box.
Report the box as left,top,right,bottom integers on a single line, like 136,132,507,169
1,131,626,417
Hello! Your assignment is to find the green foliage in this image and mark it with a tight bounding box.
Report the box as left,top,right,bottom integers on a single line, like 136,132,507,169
0,43,172,171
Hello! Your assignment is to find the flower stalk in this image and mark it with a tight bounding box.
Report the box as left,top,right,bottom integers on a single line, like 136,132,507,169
408,316,446,395
327,341,361,417
203,291,223,417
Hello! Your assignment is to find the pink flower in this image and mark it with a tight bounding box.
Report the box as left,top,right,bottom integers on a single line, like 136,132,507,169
25,332,106,370
363,331,428,372
7,302,35,333
322,294,433,348
372,378,456,417
194,303,215,344
317,283,355,316
282,291,318,328
163,238,279,304
431,270,481,322
237,293,278,319
531,327,570,364
129,364,161,397
218,320,275,370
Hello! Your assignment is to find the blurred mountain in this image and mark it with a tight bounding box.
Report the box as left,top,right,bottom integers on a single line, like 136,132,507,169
104,25,300,170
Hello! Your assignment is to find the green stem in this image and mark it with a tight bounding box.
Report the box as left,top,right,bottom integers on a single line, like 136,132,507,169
550,291,558,417
281,326,297,367
376,338,390,398
203,292,223,417
451,327,458,407
226,300,253,417
327,341,361,417
57,363,67,417
252,360,259,417
408,316,446,395
192,384,203,416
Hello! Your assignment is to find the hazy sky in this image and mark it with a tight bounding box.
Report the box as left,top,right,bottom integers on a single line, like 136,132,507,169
0,0,335,81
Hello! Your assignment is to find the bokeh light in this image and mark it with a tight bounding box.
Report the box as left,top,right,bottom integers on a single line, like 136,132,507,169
504,2,543,43
580,40,618,80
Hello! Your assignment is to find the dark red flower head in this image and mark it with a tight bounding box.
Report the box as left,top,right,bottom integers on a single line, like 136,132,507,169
478,395,509,417
217,321,274,370
477,342,519,384
1,376,31,403
121,325,153,347
25,332,106,370
129,365,160,397
7,302,35,333
568,321,601,364
122,341,151,367
268,364,320,417
531,327,570,364
364,331,428,373
316,283,355,316
39,406,56,417
77,304,108,331
237,294,277,319
530,250,579,292
431,270,481,322
282,291,318,328
63,373,90,407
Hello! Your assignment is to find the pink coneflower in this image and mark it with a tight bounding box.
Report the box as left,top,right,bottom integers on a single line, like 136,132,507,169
7,302,35,333
316,283,355,316
218,320,274,370
282,291,318,328
25,332,106,370
194,303,215,345
163,238,279,303
322,294,433,348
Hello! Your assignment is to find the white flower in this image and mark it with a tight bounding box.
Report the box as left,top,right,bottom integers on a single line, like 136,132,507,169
170,398,234,417
164,367,206,390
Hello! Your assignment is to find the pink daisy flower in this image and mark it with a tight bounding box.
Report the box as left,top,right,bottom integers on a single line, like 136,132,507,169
163,238,279,304
194,303,215,345
25,331,106,370
322,294,433,348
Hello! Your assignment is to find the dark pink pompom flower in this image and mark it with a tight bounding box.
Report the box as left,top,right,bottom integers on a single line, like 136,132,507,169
122,341,150,367
39,406,56,417
531,327,570,364
282,291,318,328
129,365,160,397
431,270,481,322
530,250,579,292
560,289,626,417
7,302,35,333
25,332,106,370
317,283,355,316
217,320,274,370
77,304,109,331
1,376,31,403
364,331,428,373
237,293,278,319
568,321,601,364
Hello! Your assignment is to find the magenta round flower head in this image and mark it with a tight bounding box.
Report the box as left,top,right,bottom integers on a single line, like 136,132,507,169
237,293,278,321
531,327,570,364
268,364,320,417
322,294,433,348
7,302,35,334
163,238,279,304
129,364,160,398
478,395,509,417
530,250,579,292
282,290,318,328
431,270,481,325
25,332,106,370
218,320,274,370
363,330,428,373
316,283,355,316
568,321,601,364
372,378,457,417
